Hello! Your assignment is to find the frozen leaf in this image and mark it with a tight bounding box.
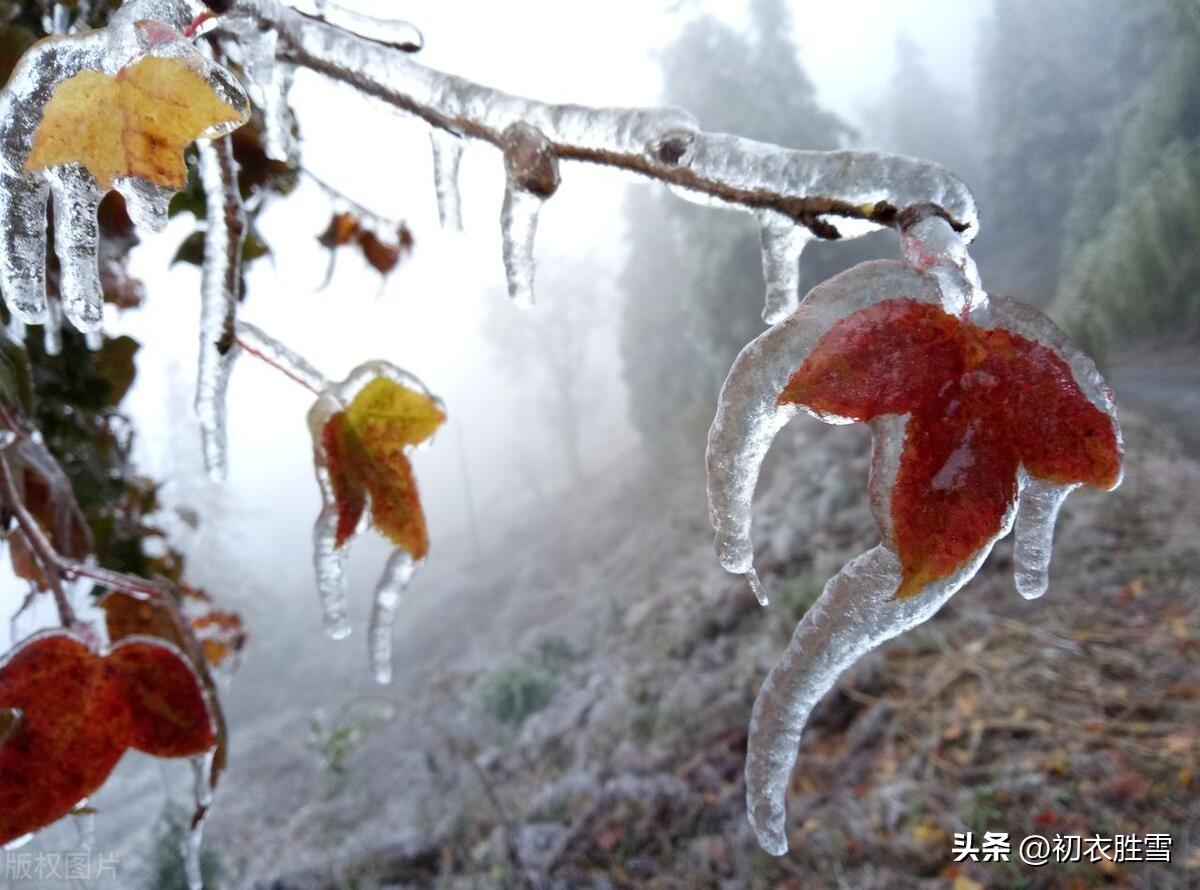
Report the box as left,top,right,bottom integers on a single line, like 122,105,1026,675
306,362,443,678
0,630,214,846
325,376,445,558
101,590,232,794
707,220,1122,855
317,212,413,278
779,296,1120,598
25,55,248,190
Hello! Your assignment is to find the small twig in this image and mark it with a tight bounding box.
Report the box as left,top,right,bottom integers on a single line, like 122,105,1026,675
234,334,323,396
0,454,74,627
301,168,404,230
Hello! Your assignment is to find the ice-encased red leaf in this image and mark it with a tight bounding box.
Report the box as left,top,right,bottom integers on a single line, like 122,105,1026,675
780,297,1120,599
0,631,214,845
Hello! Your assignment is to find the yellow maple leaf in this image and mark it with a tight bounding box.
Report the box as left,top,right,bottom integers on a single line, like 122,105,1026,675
324,378,446,559
25,55,248,190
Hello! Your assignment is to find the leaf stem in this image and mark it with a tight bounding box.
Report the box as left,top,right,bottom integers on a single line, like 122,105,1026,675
233,334,323,396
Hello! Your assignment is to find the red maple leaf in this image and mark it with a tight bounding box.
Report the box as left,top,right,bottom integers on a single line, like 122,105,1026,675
0,631,215,845
780,297,1121,599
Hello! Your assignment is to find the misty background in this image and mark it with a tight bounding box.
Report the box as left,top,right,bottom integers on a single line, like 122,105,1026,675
6,0,1198,886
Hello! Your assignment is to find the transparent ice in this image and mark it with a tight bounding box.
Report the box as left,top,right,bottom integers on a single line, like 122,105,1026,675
500,186,543,308
195,135,245,482
311,0,424,52
429,129,464,232
0,0,248,331
756,209,813,325
706,217,1121,854
303,357,441,681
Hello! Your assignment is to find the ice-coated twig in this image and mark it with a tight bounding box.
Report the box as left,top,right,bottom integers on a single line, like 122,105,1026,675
303,168,405,236
233,319,328,395
308,0,423,52
218,0,976,321
0,0,249,330
429,129,463,232
195,134,245,482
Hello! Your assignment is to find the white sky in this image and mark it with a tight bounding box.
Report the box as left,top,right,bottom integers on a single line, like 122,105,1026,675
1,0,988,649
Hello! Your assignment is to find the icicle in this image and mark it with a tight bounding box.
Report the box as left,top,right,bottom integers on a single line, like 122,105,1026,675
369,550,415,685
745,545,979,855
0,3,248,329
46,166,104,332
114,178,172,233
430,130,464,232
42,298,63,356
72,799,95,851
500,187,542,308
311,494,351,640
311,0,424,51
84,327,103,351
500,123,559,308
194,136,245,483
0,176,49,324
1012,476,1075,599
707,261,933,582
5,314,25,342
183,749,215,890
183,817,204,890
745,568,768,608
191,749,215,810
757,209,812,325
261,63,298,163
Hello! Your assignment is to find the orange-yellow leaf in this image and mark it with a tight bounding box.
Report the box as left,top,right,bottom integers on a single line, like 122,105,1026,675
323,377,445,559
25,55,248,189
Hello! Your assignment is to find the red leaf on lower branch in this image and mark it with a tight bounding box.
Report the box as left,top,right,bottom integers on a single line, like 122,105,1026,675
0,630,214,846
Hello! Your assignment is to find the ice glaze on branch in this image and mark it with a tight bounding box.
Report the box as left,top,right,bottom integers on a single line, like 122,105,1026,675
222,0,978,320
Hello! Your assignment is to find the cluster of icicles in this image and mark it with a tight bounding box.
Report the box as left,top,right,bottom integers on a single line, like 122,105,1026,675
0,0,1121,870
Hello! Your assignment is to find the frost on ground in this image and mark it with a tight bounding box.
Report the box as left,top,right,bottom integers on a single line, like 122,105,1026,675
100,406,1186,889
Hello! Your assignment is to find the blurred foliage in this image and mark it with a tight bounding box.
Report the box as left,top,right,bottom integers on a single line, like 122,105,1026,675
470,658,556,728
1053,14,1200,361
975,0,1168,301
307,702,395,793
140,805,232,890
619,0,854,460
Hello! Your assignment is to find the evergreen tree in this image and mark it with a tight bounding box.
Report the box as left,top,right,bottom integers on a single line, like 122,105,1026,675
619,0,850,460
1053,5,1200,360
974,0,1166,302
868,34,979,184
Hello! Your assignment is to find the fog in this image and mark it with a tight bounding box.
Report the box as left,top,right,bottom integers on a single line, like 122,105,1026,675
5,0,1197,885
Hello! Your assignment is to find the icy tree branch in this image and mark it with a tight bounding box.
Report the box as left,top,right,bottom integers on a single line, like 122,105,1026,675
223,0,978,318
